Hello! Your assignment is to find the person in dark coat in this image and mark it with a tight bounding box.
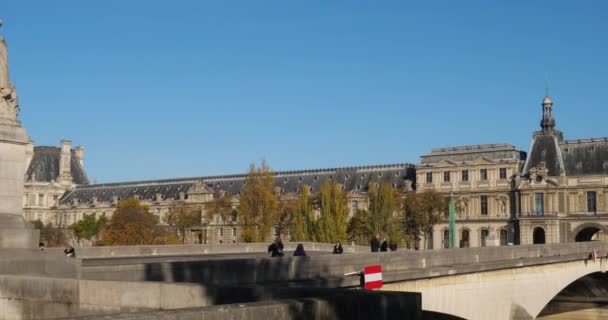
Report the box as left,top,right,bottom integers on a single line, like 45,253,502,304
64,245,75,258
268,237,284,257
293,243,307,257
380,238,388,252
371,234,380,252
333,242,344,254
389,241,398,252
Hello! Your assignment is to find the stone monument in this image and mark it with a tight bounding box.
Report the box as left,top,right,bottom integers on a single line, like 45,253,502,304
0,19,39,248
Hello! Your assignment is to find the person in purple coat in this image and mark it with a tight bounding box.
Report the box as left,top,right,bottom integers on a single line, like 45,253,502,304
293,243,307,257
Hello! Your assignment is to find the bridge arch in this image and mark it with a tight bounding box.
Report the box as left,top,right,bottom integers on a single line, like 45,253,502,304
385,256,608,320
572,222,608,242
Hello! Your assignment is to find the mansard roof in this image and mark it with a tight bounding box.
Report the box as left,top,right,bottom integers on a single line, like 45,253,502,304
560,137,608,176
59,163,415,206
523,132,565,177
421,143,526,165
26,146,89,185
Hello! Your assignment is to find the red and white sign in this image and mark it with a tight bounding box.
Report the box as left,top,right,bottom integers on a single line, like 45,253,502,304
364,265,383,290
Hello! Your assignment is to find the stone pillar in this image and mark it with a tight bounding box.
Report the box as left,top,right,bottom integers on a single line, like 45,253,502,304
0,21,38,248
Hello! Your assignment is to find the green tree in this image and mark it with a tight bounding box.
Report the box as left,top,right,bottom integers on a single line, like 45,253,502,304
166,203,202,244
238,161,278,242
32,218,68,247
69,213,107,243
101,198,157,246
291,185,315,242
347,209,371,245
368,182,396,237
398,190,446,249
316,180,348,243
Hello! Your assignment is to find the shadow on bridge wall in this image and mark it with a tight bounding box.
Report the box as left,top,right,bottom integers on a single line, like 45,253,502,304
140,256,459,320
539,272,608,318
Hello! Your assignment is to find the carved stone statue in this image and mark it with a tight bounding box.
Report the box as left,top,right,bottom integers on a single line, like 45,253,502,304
0,19,20,125
0,19,9,88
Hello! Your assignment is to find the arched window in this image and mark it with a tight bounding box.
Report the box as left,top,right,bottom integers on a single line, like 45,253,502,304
500,229,508,246
460,229,470,248
480,229,489,247
533,227,545,244
443,230,450,249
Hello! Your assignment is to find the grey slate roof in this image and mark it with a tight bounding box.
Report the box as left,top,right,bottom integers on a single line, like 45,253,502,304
59,163,415,206
25,146,89,185
421,143,525,165
561,138,608,176
523,133,565,177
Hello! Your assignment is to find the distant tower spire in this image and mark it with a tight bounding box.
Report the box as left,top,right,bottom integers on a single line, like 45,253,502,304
540,95,555,132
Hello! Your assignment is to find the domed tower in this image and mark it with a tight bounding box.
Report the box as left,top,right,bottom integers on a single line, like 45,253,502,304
540,96,556,132
522,95,566,178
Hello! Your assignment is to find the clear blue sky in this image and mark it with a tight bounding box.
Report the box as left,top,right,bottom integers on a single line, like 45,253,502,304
2,1,607,183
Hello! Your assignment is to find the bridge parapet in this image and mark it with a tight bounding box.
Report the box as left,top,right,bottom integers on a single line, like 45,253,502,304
79,242,608,288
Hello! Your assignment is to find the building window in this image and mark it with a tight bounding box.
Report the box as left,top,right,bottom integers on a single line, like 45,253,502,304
38,194,44,206
535,193,544,215
426,172,433,183
533,227,546,244
443,171,450,182
587,191,597,213
480,196,488,215
460,229,470,248
443,230,450,249
480,229,489,247
500,229,508,246
350,201,358,218
219,228,223,237
37,212,42,221
499,168,507,180
461,170,469,182
232,228,237,237
480,169,488,180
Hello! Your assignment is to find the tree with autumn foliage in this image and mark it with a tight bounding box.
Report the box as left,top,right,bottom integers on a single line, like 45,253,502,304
316,180,348,243
368,182,397,237
275,194,297,238
347,209,371,245
398,190,447,249
166,203,202,244
291,185,316,242
101,198,158,246
238,161,278,242
205,192,235,224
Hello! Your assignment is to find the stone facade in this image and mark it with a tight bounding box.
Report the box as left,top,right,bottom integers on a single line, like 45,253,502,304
50,164,415,245
418,96,608,249
21,95,608,249
23,140,89,227
417,144,525,249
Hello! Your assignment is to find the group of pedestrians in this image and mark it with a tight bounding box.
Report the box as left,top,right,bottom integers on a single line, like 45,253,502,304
267,237,344,257
370,234,397,252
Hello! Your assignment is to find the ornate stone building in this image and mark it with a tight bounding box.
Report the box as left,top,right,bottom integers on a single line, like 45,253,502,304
23,140,89,225
517,96,608,245
417,144,525,249
53,164,415,245
418,95,608,249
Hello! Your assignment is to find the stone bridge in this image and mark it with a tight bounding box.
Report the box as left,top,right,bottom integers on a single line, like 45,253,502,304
67,241,608,320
